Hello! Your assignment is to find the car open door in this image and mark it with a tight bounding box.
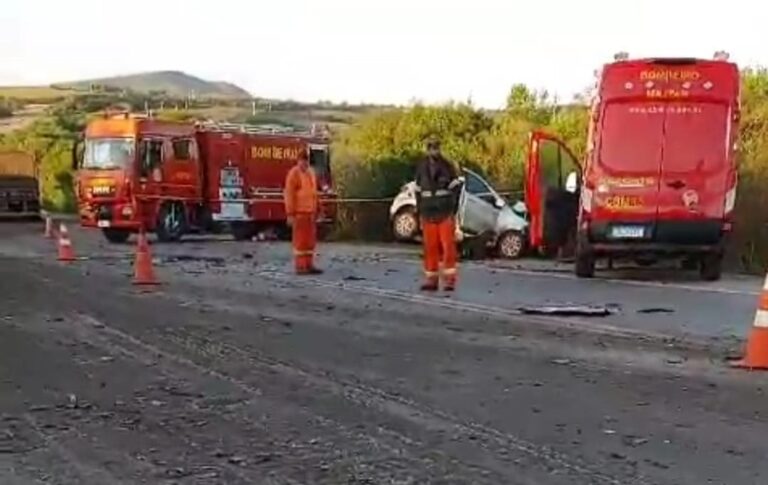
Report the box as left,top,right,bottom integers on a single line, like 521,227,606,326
525,131,581,254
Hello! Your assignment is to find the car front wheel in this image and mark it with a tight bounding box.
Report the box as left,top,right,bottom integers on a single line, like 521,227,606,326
497,230,525,259
392,207,419,242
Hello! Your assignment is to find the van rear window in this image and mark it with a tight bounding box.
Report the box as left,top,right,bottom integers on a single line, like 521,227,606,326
662,103,729,174
599,103,664,174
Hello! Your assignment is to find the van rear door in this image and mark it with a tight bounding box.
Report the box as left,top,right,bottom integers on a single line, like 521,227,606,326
593,102,664,233
657,102,730,222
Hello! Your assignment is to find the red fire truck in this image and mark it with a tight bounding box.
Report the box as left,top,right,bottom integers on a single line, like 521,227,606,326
73,112,336,243
525,52,740,281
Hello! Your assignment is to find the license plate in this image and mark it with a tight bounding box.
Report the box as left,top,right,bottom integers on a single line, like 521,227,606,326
97,220,111,228
611,225,645,239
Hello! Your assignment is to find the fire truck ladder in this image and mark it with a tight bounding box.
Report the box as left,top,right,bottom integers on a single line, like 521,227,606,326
195,121,330,138
195,121,297,134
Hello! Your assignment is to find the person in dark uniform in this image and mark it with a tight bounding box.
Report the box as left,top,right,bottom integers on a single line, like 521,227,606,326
414,138,462,291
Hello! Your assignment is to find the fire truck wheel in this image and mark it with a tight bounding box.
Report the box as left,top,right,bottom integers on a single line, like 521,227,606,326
156,202,187,243
231,222,256,241
102,228,130,244
275,225,291,241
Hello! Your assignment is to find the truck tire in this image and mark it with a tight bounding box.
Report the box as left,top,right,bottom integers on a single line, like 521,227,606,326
497,230,525,259
231,222,256,241
156,202,187,243
102,228,130,244
700,253,723,282
392,207,419,242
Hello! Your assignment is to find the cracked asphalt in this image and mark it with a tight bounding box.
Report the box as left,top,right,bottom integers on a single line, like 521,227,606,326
2,221,768,484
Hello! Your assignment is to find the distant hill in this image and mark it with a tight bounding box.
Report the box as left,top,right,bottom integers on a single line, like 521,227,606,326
54,71,252,99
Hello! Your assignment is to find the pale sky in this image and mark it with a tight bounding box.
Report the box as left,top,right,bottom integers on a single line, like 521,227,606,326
1,0,766,108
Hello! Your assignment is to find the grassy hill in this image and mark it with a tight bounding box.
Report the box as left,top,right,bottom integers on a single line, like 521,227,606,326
53,71,252,99
0,86,76,101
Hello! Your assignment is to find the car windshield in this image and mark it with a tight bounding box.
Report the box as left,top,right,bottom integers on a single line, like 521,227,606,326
83,138,135,170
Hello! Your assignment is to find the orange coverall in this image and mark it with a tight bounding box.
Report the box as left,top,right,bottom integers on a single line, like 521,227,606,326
422,217,458,288
284,165,319,273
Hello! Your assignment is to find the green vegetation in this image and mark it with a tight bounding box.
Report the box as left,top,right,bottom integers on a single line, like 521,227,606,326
332,85,584,198
3,71,768,271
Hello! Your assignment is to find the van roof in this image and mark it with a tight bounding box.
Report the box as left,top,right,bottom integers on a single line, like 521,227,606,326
599,58,739,102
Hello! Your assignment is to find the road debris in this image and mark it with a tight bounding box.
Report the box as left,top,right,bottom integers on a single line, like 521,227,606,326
622,435,649,447
228,455,247,465
638,307,675,314
343,275,366,281
518,305,615,317
159,255,227,266
665,356,686,365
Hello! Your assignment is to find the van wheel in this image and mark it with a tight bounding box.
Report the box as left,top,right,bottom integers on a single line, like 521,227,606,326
497,230,525,259
231,222,256,241
700,253,723,282
575,249,596,278
392,207,419,242
156,202,187,243
102,228,130,244
681,256,699,271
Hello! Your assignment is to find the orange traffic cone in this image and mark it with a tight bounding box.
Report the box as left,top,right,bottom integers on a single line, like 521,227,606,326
732,274,768,370
133,231,159,286
44,216,54,239
57,224,76,262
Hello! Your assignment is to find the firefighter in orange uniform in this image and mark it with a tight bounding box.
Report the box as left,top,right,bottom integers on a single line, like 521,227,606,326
415,138,462,291
284,150,323,275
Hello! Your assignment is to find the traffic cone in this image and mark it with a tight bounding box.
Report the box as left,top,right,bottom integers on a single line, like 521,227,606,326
57,224,76,262
44,216,54,239
133,231,159,286
732,274,768,370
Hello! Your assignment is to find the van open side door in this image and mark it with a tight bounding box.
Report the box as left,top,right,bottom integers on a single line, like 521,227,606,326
525,131,581,255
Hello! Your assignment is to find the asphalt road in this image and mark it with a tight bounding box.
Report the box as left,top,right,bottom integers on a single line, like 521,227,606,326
2,221,768,484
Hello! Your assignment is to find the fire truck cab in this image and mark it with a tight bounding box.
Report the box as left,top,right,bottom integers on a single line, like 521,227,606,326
74,111,204,243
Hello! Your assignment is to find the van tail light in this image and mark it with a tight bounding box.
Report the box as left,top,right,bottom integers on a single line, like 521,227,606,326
724,185,737,215
581,187,593,213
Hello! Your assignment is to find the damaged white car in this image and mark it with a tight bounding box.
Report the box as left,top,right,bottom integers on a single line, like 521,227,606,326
390,168,529,259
